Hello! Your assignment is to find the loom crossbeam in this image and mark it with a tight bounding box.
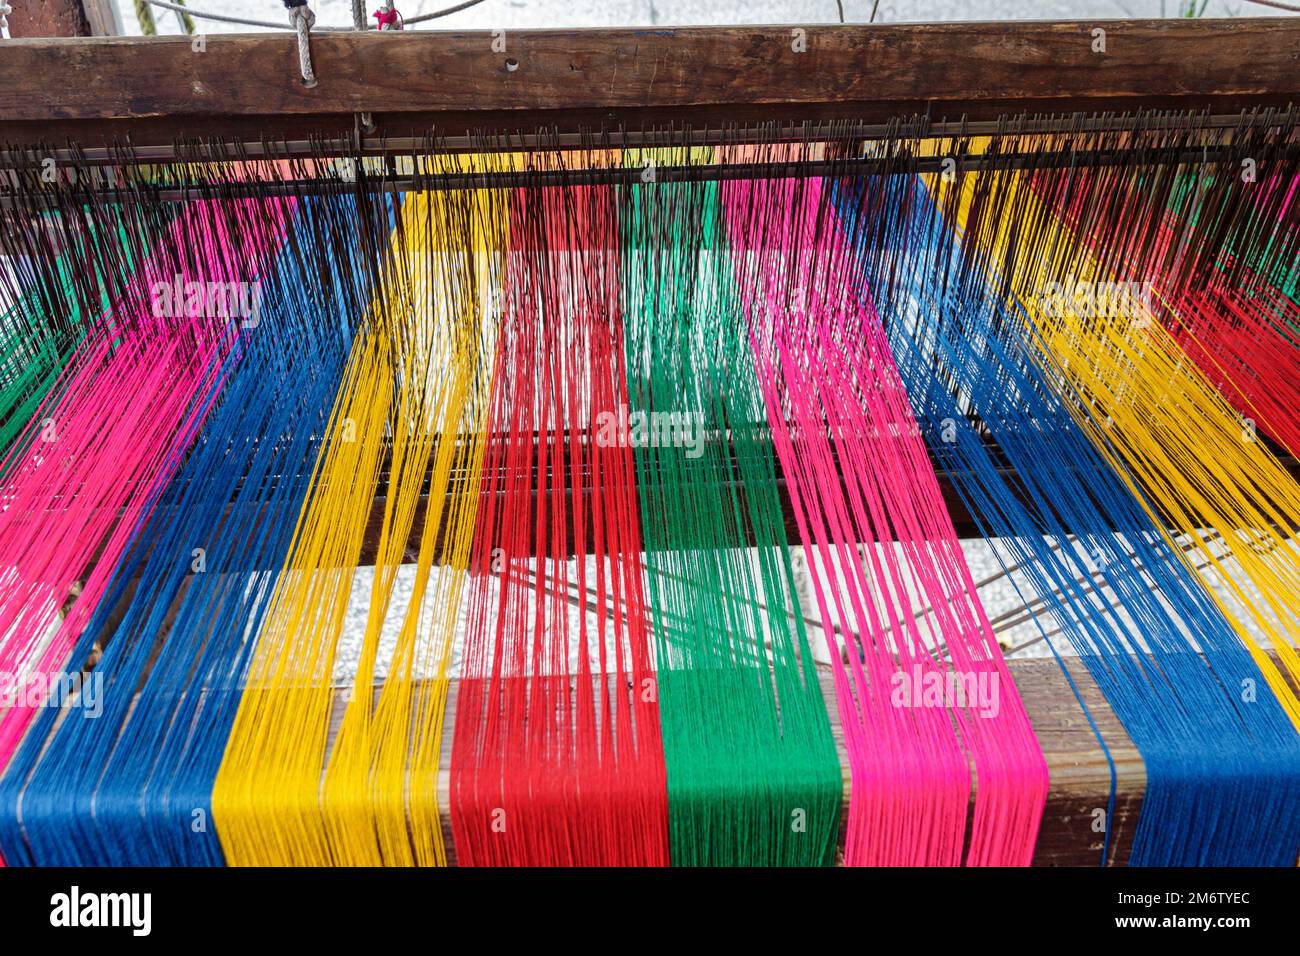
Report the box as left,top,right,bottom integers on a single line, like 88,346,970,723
0,21,1298,152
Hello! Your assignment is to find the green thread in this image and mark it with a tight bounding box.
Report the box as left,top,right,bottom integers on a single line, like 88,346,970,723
621,178,841,867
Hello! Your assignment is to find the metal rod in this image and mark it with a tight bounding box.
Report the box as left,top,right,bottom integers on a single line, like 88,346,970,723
1,109,1295,169
3,143,1295,208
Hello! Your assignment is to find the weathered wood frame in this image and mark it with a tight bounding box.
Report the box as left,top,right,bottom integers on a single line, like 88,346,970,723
0,20,1296,152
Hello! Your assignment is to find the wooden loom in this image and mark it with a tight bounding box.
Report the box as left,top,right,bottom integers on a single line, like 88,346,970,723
0,18,1298,867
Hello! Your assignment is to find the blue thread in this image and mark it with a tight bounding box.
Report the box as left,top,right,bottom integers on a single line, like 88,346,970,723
0,193,374,865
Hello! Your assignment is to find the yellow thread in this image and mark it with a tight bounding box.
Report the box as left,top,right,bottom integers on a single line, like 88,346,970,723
936,165,1300,727
323,158,512,866
213,154,514,865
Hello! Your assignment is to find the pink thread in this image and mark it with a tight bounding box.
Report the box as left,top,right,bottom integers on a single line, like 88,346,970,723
0,198,296,867
721,165,1048,865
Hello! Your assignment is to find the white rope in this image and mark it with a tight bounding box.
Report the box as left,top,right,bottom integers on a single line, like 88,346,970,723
1242,0,1300,11
142,0,486,32
136,0,486,90
286,2,317,87
145,0,314,30
403,0,485,24
355,1,372,130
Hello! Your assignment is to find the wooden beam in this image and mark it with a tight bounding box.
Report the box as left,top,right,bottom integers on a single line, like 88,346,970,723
0,20,1297,150
7,0,117,38
351,460,1300,562
80,0,121,37
323,658,1143,867
6,0,93,38
81,568,1141,865
57,447,1300,570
